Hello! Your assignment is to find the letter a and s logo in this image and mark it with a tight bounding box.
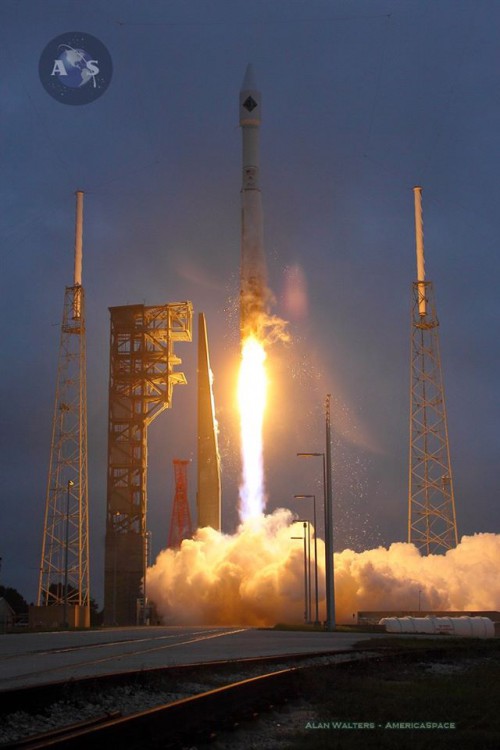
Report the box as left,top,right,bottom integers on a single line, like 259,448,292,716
40,32,112,105
51,59,99,77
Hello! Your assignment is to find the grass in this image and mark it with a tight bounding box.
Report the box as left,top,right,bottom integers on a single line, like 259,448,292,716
288,639,500,749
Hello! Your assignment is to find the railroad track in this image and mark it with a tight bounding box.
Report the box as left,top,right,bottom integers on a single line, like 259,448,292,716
4,666,305,749
0,651,368,749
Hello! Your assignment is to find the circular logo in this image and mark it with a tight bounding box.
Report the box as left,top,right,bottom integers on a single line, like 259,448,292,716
39,32,112,105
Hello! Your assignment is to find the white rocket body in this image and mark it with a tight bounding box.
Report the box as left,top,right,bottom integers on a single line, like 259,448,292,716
239,64,267,336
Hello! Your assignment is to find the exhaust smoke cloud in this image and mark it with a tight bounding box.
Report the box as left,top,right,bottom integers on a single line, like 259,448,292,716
146,510,500,625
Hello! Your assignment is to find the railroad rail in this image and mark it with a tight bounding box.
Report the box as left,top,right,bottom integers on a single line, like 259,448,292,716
3,666,305,749
0,651,369,749
3,641,479,749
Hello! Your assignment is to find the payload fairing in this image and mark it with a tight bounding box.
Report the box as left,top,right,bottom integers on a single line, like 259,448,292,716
239,64,267,337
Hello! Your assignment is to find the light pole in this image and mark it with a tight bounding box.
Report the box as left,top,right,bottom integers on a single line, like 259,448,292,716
144,530,152,625
63,479,74,629
297,451,328,627
297,396,335,631
291,520,310,623
324,394,335,631
112,511,120,626
294,494,319,626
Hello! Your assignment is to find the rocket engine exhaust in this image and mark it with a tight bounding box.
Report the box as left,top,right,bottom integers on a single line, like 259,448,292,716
146,519,500,627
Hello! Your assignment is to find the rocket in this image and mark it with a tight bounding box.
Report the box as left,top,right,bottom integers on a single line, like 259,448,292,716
239,64,267,337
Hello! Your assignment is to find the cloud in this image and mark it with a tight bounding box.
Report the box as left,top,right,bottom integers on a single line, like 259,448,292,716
147,511,500,625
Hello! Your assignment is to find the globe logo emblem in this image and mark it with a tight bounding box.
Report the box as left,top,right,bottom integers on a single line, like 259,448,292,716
54,46,99,89
39,32,112,105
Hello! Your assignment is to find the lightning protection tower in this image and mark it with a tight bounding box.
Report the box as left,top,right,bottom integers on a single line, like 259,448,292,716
408,187,458,555
37,191,90,628
168,459,193,549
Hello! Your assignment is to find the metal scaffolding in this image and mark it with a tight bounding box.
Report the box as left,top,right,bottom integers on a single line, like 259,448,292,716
37,193,90,628
408,188,458,554
104,302,193,626
168,459,192,549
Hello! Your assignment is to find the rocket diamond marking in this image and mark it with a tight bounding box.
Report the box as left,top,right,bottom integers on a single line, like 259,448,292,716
243,96,258,112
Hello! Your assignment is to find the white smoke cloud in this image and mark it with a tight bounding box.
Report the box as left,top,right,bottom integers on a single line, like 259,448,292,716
146,510,500,625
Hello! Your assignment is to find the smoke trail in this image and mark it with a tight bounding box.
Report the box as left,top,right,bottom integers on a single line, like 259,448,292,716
146,511,500,625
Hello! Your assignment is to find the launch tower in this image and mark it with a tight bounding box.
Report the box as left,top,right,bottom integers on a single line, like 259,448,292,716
37,191,90,628
408,187,458,554
167,459,193,548
104,302,192,626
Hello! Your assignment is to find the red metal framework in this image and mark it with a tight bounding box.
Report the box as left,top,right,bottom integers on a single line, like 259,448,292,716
168,459,193,549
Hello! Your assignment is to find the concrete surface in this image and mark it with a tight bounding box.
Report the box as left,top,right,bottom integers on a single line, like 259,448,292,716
0,626,381,690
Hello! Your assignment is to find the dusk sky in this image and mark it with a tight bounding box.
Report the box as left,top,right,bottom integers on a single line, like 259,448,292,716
1,0,499,608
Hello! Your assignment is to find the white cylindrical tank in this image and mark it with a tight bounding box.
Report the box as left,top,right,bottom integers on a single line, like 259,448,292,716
379,615,495,638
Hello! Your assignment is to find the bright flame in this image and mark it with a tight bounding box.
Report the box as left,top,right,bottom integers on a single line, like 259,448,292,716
237,336,267,520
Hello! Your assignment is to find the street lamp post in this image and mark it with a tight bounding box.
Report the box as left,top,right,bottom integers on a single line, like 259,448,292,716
112,511,121,626
294,494,319,626
63,479,74,629
291,520,310,623
324,394,335,631
144,530,152,625
298,520,311,623
297,451,328,627
297,396,335,631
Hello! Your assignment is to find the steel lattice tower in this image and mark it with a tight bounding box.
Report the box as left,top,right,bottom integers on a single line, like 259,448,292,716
37,192,90,627
408,187,458,554
104,302,193,626
168,459,193,548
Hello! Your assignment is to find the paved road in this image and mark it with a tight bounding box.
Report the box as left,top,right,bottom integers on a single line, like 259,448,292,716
0,626,381,690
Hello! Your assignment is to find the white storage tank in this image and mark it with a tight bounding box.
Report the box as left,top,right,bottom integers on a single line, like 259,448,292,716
379,615,495,638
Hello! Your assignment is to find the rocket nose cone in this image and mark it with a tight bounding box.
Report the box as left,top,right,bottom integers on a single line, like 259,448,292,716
240,63,261,125
241,63,256,91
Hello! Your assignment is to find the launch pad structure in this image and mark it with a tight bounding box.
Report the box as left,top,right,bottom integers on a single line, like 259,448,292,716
104,302,193,626
36,192,90,629
408,187,458,554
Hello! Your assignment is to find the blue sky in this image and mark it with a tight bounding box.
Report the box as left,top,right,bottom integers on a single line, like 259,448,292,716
1,0,499,606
